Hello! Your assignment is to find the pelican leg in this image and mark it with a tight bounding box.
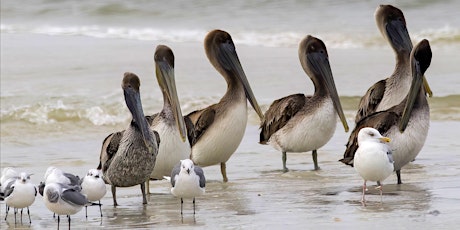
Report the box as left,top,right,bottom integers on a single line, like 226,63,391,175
146,179,151,195
396,170,402,184
111,185,118,206
312,150,320,170
193,198,196,215
140,183,147,204
221,162,228,182
282,152,289,172
361,180,367,206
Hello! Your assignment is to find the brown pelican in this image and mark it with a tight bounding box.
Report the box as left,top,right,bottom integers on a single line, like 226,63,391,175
259,35,349,172
185,29,264,182
99,72,159,206
145,45,191,193
340,39,432,184
354,4,432,123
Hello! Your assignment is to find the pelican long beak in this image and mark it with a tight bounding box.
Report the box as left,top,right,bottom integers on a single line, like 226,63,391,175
385,18,412,52
400,57,424,133
123,81,156,152
423,75,433,97
307,52,349,132
156,60,187,142
219,42,264,120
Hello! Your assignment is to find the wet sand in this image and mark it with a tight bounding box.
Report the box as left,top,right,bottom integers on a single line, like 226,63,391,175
1,122,459,229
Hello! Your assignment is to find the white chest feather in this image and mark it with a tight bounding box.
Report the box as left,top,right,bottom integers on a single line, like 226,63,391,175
386,108,430,170
151,122,191,178
5,183,36,208
192,102,248,167
354,143,394,182
81,178,107,202
270,98,337,153
171,173,205,199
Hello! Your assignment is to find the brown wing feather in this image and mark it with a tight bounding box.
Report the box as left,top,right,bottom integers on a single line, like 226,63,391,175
185,106,216,146
340,110,400,166
98,131,124,172
355,80,386,123
259,94,306,144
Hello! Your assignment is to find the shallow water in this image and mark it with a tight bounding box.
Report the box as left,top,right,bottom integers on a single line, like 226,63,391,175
1,122,460,229
1,1,460,229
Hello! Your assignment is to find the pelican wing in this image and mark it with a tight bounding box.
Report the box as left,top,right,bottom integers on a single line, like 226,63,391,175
98,131,124,172
184,116,196,147
355,80,386,123
186,107,216,145
259,94,306,144
340,110,399,166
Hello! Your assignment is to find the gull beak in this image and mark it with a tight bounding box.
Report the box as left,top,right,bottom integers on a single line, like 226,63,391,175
380,137,391,143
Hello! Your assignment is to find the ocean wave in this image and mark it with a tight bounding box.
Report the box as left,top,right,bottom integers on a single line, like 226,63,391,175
0,100,129,126
1,95,459,127
2,24,459,49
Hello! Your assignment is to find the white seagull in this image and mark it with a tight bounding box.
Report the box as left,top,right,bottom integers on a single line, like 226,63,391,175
170,159,206,215
2,172,37,224
44,166,81,186
80,169,106,218
43,182,92,229
354,127,394,205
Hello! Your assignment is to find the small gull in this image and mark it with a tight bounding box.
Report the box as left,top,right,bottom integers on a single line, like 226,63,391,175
38,166,82,220
43,182,92,229
80,169,106,217
2,171,37,224
170,159,206,215
354,127,394,205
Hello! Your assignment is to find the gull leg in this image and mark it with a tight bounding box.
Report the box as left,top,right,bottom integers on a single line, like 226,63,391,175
312,150,320,170
14,208,17,225
111,185,118,206
361,180,367,206
27,207,31,224
141,183,147,204
396,170,402,184
4,205,9,221
221,162,228,182
193,198,196,215
68,215,71,230
99,200,103,217
85,206,88,219
282,152,289,172
20,208,23,224
57,215,60,230
376,182,384,204
180,198,184,215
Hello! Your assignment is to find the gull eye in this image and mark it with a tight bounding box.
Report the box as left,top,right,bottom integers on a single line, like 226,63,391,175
369,132,375,137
